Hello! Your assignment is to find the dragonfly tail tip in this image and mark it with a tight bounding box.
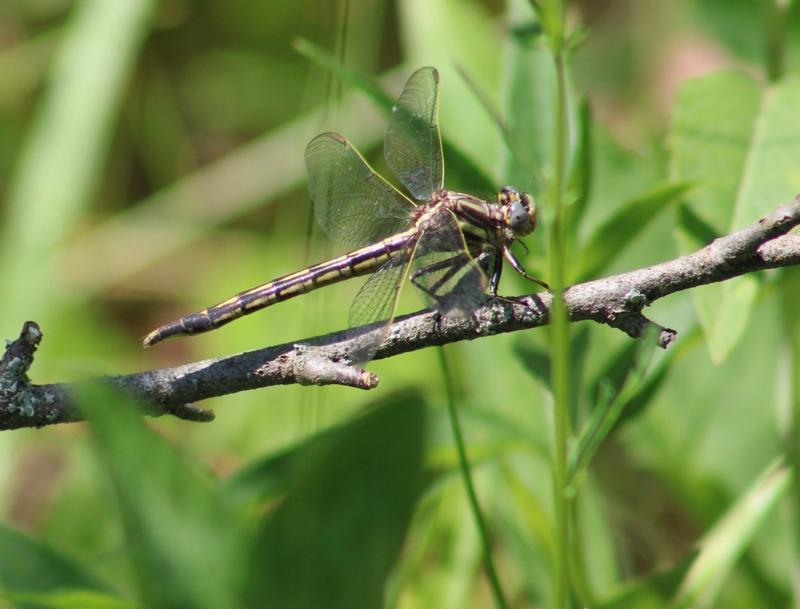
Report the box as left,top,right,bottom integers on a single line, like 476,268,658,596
142,331,161,348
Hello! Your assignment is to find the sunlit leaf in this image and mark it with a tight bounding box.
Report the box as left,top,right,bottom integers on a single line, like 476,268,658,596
669,71,800,362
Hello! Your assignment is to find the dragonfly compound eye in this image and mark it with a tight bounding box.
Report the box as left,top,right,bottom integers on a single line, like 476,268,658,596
508,200,532,235
508,195,537,236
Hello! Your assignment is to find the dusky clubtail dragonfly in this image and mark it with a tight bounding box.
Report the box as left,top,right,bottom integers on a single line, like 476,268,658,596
143,67,548,357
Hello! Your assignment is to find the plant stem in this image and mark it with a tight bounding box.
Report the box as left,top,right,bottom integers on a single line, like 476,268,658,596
765,3,796,602
568,494,592,607
549,46,572,609
436,347,508,609
780,270,800,606
765,0,788,82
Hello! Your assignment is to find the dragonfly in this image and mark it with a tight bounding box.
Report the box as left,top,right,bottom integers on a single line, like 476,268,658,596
143,67,548,359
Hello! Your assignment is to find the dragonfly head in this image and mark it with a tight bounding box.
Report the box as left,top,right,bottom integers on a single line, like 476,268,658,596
499,187,538,237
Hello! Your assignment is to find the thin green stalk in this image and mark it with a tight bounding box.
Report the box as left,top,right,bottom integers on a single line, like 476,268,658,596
436,347,508,609
780,270,800,606
789,323,800,608
568,495,593,608
765,5,797,604
531,2,573,606
548,47,572,609
765,0,788,82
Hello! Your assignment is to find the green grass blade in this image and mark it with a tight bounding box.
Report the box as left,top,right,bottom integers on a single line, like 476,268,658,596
571,327,702,480
672,459,790,609
570,328,661,479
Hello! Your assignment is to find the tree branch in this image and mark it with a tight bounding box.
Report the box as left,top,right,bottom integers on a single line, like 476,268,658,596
2,195,799,430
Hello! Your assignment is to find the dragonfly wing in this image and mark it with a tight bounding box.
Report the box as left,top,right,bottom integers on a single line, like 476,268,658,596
410,208,488,315
345,209,488,364
305,132,415,249
348,239,417,364
385,67,444,201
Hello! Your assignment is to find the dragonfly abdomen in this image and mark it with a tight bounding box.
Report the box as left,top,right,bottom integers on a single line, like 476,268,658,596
143,230,416,347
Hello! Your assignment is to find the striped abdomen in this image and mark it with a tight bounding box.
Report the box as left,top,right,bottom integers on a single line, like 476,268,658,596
143,229,417,347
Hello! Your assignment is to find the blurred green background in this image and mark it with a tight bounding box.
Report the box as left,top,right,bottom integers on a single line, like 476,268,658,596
1,0,800,607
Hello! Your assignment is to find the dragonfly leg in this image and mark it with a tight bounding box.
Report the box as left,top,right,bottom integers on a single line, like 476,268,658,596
502,247,550,290
488,251,503,295
411,253,469,299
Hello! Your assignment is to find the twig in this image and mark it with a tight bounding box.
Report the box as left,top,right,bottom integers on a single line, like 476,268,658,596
2,195,799,430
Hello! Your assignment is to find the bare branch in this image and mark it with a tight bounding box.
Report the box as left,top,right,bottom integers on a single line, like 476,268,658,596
2,195,799,430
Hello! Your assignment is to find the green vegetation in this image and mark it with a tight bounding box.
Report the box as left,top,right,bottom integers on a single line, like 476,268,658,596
1,0,799,608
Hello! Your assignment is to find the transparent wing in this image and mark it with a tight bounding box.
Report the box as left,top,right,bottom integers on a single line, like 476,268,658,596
385,67,444,202
305,132,415,249
410,208,488,316
347,242,417,364
348,255,412,329
345,209,489,364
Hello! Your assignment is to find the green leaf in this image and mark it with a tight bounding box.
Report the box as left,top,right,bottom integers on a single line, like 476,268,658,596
0,525,109,605
669,71,800,362
671,459,790,609
243,390,426,609
571,327,702,480
571,327,669,478
573,181,693,282
77,384,244,609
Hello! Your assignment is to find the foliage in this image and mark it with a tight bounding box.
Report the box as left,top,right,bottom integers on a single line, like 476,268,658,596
1,0,799,608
